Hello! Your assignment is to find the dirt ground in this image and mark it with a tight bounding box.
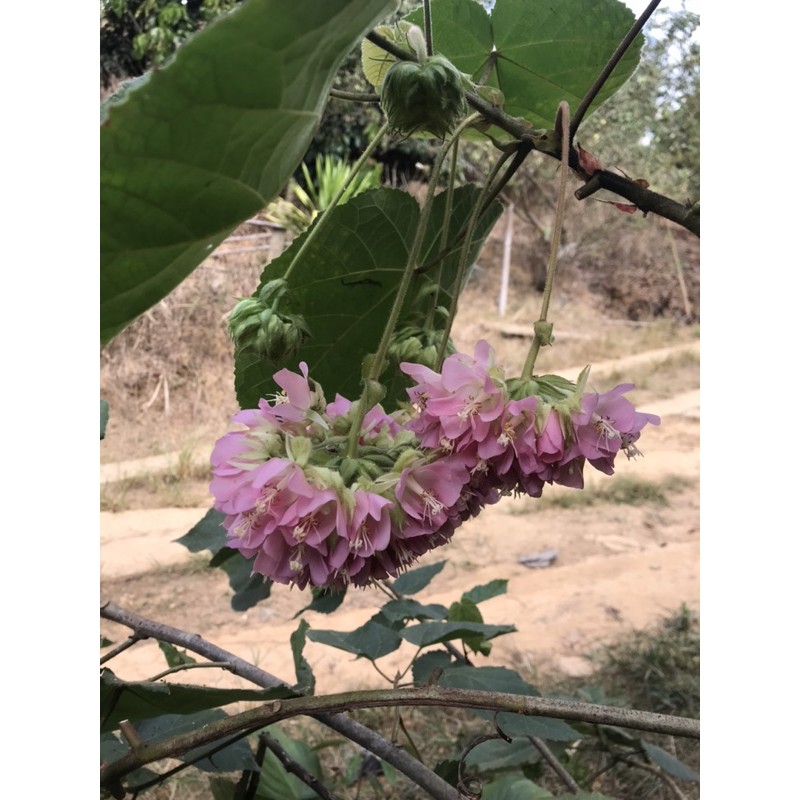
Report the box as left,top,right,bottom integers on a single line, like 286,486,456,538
100,346,699,696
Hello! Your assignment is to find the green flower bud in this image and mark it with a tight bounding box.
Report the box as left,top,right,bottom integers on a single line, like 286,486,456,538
381,54,468,139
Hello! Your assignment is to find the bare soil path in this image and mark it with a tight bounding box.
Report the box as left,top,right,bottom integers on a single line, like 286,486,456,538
100,342,699,694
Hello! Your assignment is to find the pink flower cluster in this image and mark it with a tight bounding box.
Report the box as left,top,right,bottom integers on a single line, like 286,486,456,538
209,342,659,590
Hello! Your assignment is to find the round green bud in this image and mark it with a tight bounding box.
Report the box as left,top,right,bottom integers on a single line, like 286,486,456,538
381,55,467,139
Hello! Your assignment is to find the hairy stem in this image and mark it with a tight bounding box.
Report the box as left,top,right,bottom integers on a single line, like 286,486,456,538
101,601,459,800
423,0,434,56
344,113,482,458
521,102,570,380
329,88,380,103
529,735,581,793
570,0,662,138
282,121,389,282
261,732,336,800
101,682,700,786
436,147,515,367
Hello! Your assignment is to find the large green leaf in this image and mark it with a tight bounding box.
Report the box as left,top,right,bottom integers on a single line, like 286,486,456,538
406,0,642,129
392,559,447,595
100,669,294,733
439,666,582,742
174,508,227,555
100,0,398,343
400,621,515,648
481,774,554,800
234,186,502,409
306,615,402,661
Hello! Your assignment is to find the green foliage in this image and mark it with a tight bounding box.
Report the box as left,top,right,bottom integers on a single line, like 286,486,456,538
391,559,447,595
234,187,502,409
266,154,384,236
290,620,316,695
101,0,243,85
404,0,642,130
100,399,109,439
100,0,398,343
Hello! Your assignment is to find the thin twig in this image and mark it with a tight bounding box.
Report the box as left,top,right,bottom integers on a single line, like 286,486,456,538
261,732,337,800
101,634,144,665
570,0,662,138
529,736,581,793
147,661,234,683
620,756,692,800
101,602,459,800
329,88,380,103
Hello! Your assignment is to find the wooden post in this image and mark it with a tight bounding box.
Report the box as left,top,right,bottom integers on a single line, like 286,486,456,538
498,203,514,316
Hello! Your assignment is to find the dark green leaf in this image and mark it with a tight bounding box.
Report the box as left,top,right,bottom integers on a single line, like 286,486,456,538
481,774,554,799
439,666,582,742
100,399,109,440
174,508,227,555
157,641,198,668
100,668,295,733
101,0,398,342
257,727,323,800
380,599,449,623
136,710,257,773
433,758,460,787
392,560,447,596
465,738,539,771
641,740,699,782
100,635,114,648
226,558,273,611
447,597,491,655
209,776,238,800
400,621,515,648
234,186,502,409
411,650,454,685
293,587,347,618
306,617,401,660
462,579,509,605
290,620,316,695
407,0,642,130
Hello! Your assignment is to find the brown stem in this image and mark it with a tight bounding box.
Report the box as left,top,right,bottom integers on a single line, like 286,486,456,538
101,683,700,787
529,735,581,793
260,732,337,800
101,601,459,800
570,0,663,138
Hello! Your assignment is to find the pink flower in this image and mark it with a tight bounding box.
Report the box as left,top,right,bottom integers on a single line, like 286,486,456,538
572,384,660,474
326,393,402,440
401,340,506,452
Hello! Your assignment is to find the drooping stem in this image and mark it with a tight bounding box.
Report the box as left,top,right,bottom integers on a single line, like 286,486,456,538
345,113,482,458
435,146,516,368
520,102,571,380
329,88,380,103
570,0,662,138
281,121,389,282
260,732,337,800
426,138,460,328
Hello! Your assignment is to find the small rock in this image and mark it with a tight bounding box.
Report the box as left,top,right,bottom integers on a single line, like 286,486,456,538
518,549,558,568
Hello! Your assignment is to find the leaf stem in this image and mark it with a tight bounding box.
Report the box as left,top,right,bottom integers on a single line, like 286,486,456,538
435,146,516,368
261,732,337,800
345,113,482,458
281,121,389,283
